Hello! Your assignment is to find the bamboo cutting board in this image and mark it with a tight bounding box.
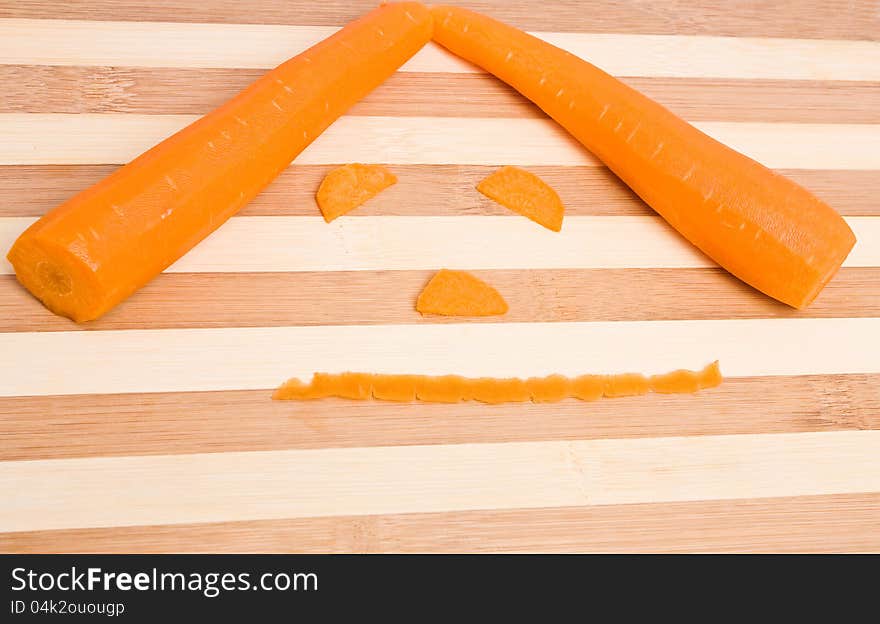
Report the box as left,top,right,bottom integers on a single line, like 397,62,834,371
1,1,879,553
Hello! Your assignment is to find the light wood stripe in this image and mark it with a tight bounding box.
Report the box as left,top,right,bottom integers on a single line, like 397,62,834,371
2,165,877,218
4,493,878,553
2,268,879,333
2,0,876,40
2,19,879,80
1,318,878,397
1,1,876,555
2,216,876,276
4,67,879,124
1,374,876,462
1,430,878,532
3,115,878,169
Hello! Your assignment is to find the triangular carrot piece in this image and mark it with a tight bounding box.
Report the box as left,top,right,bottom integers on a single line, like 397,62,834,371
316,163,397,222
416,269,508,316
477,166,564,231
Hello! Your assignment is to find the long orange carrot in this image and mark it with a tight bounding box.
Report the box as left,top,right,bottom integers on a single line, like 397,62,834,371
430,6,855,309
7,3,433,322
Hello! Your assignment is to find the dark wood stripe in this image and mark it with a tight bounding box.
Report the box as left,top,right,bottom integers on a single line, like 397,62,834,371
0,69,539,117
1,0,876,39
2,68,878,123
1,268,877,333
2,493,878,553
0,374,876,462
1,164,877,219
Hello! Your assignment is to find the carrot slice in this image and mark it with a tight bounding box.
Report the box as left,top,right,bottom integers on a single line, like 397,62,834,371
430,6,855,309
416,269,509,316
274,364,723,403
7,3,433,322
316,163,398,222
477,166,564,231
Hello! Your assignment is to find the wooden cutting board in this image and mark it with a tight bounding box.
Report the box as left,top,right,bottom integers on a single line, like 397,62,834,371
1,1,879,553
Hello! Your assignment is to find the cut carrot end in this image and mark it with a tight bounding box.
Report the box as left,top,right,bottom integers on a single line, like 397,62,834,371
477,166,564,231
273,364,723,403
416,269,509,316
7,233,105,323
315,163,398,222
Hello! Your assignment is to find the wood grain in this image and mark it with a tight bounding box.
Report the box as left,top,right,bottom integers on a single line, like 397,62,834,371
2,430,878,532
1,1,877,553
3,268,880,333
3,1,877,40
5,493,879,553
3,67,879,124
3,114,879,168
2,318,879,397
1,374,877,462
4,215,875,276
3,165,878,218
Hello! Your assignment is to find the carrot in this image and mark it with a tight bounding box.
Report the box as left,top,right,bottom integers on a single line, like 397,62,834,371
430,6,855,309
477,166,564,231
316,163,398,222
416,269,509,316
273,362,723,403
7,3,433,322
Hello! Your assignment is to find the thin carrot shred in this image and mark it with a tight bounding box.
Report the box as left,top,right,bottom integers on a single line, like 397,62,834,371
416,269,509,316
477,166,564,231
316,163,397,222
273,362,723,403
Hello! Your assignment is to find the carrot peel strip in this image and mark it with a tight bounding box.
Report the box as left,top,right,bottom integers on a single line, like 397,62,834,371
416,269,509,316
